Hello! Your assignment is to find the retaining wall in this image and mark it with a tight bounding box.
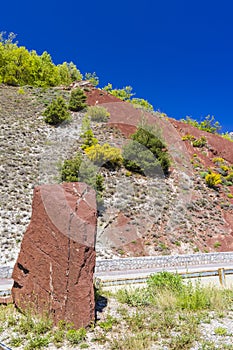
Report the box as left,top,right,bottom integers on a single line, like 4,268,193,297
95,252,233,272
1,252,233,278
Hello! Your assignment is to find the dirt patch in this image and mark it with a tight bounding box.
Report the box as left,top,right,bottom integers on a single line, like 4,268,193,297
85,87,122,105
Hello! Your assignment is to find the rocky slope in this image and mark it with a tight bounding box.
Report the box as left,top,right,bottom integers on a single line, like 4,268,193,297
1,84,233,266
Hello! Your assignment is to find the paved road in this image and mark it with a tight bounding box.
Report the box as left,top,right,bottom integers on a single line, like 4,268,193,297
95,262,233,280
1,262,233,294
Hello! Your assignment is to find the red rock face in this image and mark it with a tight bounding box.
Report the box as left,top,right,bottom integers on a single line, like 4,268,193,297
12,183,97,329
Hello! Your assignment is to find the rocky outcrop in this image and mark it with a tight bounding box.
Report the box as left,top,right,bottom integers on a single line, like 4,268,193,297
12,182,97,329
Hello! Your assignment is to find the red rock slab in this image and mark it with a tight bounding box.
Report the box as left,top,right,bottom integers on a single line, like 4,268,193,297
12,183,97,329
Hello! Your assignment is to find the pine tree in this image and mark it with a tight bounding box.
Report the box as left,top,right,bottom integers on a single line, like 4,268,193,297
68,88,87,111
43,96,71,125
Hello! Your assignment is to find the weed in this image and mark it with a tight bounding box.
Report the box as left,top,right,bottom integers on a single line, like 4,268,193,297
214,326,228,336
214,241,221,249
10,336,23,347
85,105,110,122
99,314,117,331
25,335,50,349
66,327,86,345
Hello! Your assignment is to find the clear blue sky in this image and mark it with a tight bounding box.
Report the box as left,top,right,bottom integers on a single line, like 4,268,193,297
1,0,232,132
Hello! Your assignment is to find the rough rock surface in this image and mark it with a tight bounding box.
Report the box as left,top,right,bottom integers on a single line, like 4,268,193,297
12,182,97,329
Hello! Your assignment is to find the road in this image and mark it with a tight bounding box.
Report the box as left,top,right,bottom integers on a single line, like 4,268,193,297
1,262,233,295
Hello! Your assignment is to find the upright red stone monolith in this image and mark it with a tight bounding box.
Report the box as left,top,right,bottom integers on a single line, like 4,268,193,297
12,183,97,329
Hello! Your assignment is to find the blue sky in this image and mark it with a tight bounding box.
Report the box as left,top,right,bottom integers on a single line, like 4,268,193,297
1,0,233,131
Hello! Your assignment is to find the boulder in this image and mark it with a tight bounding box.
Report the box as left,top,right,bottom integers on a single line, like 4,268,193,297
12,182,97,329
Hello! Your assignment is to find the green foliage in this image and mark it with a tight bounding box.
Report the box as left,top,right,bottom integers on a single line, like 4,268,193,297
85,105,110,122
85,72,99,86
205,172,222,188
85,143,123,168
0,32,82,87
60,153,104,201
103,83,134,100
212,157,225,165
25,335,50,349
10,337,23,347
52,329,65,347
200,171,208,178
66,328,86,345
116,288,150,307
99,314,117,331
123,140,163,176
147,271,183,293
214,326,228,336
60,153,82,182
192,136,207,148
182,134,196,141
43,96,71,125
123,124,170,176
182,134,207,147
103,83,154,111
81,129,98,150
226,172,233,182
130,97,153,111
181,115,221,134
68,87,87,111
221,132,233,142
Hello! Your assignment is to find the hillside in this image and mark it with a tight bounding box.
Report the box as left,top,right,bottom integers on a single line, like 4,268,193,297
0,84,233,266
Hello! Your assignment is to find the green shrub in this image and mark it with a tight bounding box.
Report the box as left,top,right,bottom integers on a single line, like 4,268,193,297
214,327,228,336
116,288,150,307
205,172,222,188
221,132,233,142
130,97,153,111
182,134,196,141
60,154,104,201
68,87,87,111
123,140,162,176
60,153,83,182
66,328,86,345
103,83,134,101
192,136,207,148
25,335,50,349
181,115,221,134
43,96,71,125
99,314,117,331
85,143,123,168
212,157,225,165
177,281,212,311
10,337,23,347
123,125,170,176
226,172,233,182
147,272,184,293
81,129,98,150
85,105,110,122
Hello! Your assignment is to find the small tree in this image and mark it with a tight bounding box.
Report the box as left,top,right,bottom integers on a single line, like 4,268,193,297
43,96,71,125
123,124,170,176
84,72,99,86
81,129,98,150
68,88,87,111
